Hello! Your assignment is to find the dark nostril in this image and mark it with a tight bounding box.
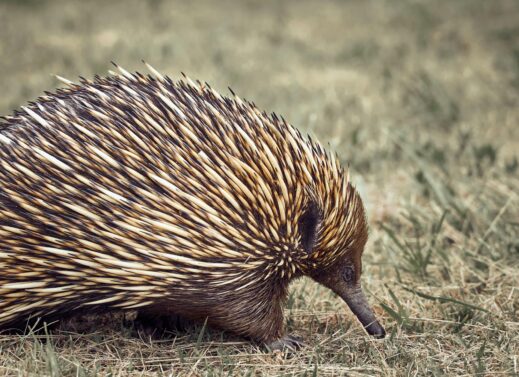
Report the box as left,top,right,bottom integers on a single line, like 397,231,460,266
373,327,386,339
366,322,386,339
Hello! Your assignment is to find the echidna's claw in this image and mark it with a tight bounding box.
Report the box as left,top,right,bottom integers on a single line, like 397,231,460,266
267,334,305,352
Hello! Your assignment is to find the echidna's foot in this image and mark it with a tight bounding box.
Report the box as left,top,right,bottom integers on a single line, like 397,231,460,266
132,312,193,339
266,334,305,352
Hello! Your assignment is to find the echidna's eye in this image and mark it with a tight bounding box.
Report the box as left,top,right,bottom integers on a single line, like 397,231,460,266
342,266,355,283
298,201,319,254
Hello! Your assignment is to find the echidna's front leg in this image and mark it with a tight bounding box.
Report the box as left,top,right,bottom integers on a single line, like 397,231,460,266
221,292,304,352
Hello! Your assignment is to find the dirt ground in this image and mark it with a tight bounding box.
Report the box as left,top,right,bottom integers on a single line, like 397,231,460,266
0,0,518,375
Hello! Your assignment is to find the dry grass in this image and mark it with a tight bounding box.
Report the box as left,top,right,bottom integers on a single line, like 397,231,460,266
0,0,518,375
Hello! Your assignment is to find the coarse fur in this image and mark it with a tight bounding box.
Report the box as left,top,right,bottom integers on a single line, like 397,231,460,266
0,64,373,346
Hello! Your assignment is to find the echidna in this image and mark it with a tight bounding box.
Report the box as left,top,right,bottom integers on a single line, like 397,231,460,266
0,64,385,350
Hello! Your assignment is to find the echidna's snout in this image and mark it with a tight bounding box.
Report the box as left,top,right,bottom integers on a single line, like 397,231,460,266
341,285,386,339
312,263,386,339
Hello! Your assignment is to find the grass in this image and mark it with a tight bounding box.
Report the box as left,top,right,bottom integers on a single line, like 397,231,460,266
0,0,518,375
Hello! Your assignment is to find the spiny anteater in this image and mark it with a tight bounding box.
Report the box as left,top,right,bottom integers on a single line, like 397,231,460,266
0,63,385,350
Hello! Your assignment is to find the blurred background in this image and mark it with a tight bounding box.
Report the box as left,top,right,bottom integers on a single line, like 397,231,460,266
0,0,517,375
0,0,517,214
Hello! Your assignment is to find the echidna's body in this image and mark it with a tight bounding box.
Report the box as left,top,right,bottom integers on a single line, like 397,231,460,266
0,65,384,348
